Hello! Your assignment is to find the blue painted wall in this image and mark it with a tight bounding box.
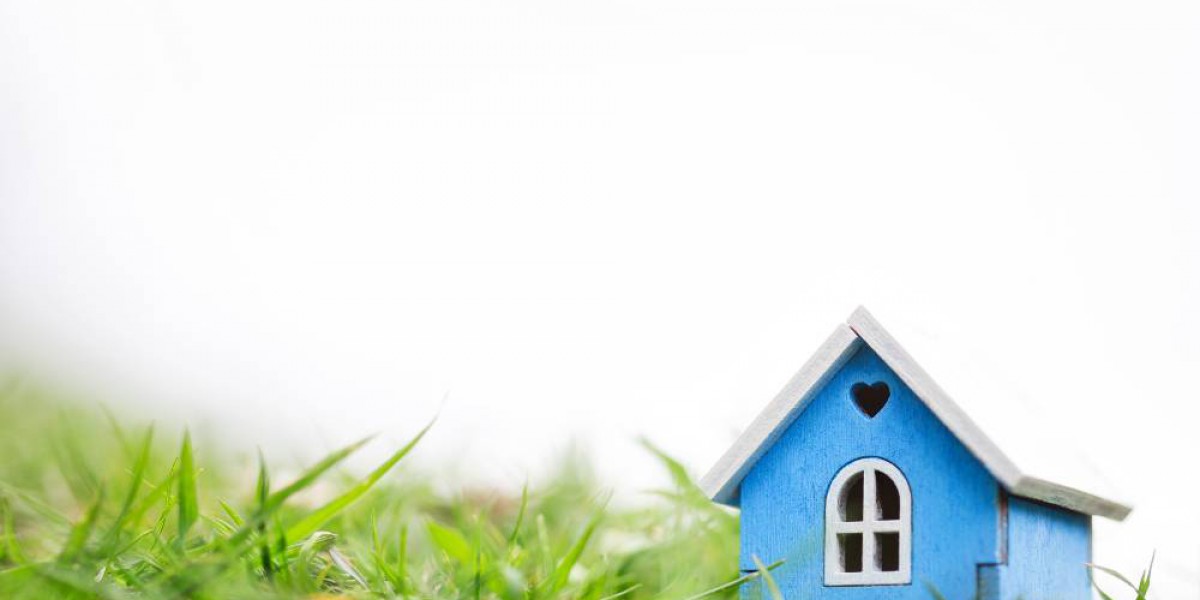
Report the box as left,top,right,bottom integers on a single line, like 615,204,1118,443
980,498,1092,600
739,345,1003,599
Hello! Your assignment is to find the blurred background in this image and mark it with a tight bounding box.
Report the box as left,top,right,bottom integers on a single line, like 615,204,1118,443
1,0,1197,596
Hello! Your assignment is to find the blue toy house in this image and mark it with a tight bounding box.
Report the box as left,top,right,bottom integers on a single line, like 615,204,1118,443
701,308,1130,600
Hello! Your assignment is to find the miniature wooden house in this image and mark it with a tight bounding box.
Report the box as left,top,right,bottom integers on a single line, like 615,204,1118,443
701,308,1130,600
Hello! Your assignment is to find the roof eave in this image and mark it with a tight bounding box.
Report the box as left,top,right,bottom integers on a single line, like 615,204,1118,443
700,323,861,506
1012,476,1133,521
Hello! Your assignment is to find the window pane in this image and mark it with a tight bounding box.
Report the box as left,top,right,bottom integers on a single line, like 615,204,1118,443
839,472,864,522
838,533,863,573
875,471,900,521
875,532,900,572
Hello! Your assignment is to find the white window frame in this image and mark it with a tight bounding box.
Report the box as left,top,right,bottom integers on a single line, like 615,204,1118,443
824,457,912,586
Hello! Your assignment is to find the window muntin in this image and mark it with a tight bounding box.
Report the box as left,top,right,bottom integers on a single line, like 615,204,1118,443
825,458,911,586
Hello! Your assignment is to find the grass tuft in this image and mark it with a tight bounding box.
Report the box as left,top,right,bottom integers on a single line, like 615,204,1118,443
0,385,741,599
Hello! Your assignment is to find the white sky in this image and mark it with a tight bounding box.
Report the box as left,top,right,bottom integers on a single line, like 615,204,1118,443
1,0,1198,596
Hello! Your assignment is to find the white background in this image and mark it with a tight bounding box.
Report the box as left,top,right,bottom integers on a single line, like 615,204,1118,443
2,0,1197,596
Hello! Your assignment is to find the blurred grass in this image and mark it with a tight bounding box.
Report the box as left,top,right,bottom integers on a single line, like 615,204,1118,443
0,381,746,599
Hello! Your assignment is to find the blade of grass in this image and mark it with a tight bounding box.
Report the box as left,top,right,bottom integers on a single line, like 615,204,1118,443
1137,552,1155,599
396,524,408,594
101,425,154,553
752,555,784,600
125,464,180,528
536,514,553,577
925,582,949,600
680,560,783,600
254,450,272,582
0,503,6,565
273,517,289,587
598,584,642,600
60,485,106,563
473,520,482,600
0,498,28,565
427,520,473,564
0,483,70,527
547,514,600,592
176,430,199,547
30,564,130,600
1090,581,1117,600
100,405,134,461
640,438,706,503
218,501,244,528
255,450,270,513
329,546,367,588
1086,563,1140,593
370,516,400,592
508,483,529,546
54,414,101,503
225,435,373,548
286,422,430,541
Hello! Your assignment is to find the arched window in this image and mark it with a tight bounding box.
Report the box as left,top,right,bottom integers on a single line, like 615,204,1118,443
825,458,911,586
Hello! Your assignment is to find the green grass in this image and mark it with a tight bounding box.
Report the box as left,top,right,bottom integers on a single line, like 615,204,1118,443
0,381,1155,599
1088,554,1155,600
0,382,752,599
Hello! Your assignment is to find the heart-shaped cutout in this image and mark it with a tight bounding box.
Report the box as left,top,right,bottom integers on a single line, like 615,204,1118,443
851,381,890,418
